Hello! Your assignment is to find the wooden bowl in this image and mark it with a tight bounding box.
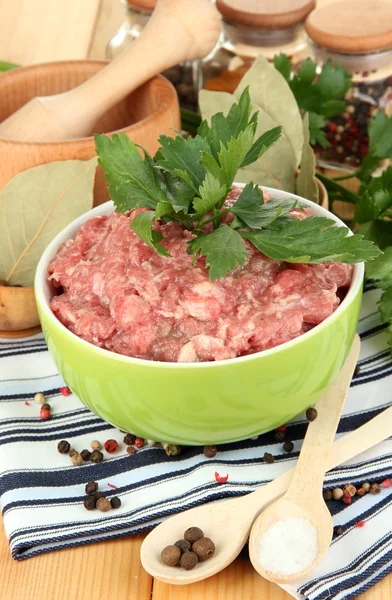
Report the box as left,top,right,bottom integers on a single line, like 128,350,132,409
0,60,181,206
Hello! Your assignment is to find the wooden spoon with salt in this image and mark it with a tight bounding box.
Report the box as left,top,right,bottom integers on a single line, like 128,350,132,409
248,334,360,584
0,0,221,142
141,335,371,585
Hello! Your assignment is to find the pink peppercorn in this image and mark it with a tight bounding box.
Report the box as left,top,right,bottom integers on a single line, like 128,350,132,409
60,387,71,396
215,472,229,483
40,408,51,420
342,490,352,504
382,478,392,488
104,439,119,453
356,520,365,528
135,438,144,448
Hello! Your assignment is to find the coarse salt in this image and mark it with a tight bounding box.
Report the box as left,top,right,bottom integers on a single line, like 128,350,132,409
257,516,319,576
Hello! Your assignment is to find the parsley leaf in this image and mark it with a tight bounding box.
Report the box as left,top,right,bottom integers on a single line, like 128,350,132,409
355,166,392,223
193,172,226,214
188,224,248,280
130,210,170,256
356,111,392,182
366,247,392,289
230,183,299,229
273,53,291,82
156,134,211,190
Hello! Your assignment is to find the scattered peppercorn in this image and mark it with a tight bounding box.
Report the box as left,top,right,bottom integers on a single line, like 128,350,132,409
356,487,366,497
342,490,352,504
110,496,121,509
34,392,46,404
80,449,91,461
306,407,318,422
174,539,191,553
135,438,144,449
180,550,199,570
104,439,119,453
161,545,181,566
263,452,274,464
370,483,382,494
41,403,51,410
96,497,111,512
283,441,294,453
334,525,344,536
192,537,215,561
85,481,98,496
57,440,70,454
123,433,136,446
83,496,97,511
344,484,357,497
165,444,181,456
146,439,156,446
215,472,229,483
382,478,392,488
127,446,136,455
362,482,371,492
203,445,217,458
69,449,78,457
94,491,105,501
184,527,204,544
354,365,361,376
60,386,71,396
40,408,51,420
90,450,104,463
332,488,344,501
71,453,84,466
274,430,286,442
323,490,333,502
91,440,102,450
356,520,365,528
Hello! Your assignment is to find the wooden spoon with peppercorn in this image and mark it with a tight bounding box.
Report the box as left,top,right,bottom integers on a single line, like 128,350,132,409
248,334,360,584
140,335,392,585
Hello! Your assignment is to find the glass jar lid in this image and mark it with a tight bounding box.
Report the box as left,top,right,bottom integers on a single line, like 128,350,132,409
216,0,315,29
305,0,392,53
125,0,156,11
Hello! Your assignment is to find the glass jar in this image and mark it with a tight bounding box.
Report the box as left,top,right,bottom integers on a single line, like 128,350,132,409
305,0,392,169
106,0,199,111
199,0,315,94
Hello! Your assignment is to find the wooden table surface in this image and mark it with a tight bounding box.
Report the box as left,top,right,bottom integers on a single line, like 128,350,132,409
0,1,391,598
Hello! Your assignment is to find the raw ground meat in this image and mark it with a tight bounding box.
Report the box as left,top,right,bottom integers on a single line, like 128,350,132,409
48,189,353,362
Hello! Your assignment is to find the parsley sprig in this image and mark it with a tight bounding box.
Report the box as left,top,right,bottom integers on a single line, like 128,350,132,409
95,87,379,281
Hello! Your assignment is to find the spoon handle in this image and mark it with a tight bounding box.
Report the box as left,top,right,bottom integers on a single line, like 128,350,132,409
285,334,360,500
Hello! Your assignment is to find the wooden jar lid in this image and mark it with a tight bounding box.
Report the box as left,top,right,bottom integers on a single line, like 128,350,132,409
305,0,392,53
216,0,315,29
127,0,156,10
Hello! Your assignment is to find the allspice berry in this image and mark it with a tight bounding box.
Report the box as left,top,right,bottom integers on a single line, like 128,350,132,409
85,481,98,496
71,453,83,466
83,496,96,511
283,441,294,453
184,527,204,544
263,452,274,464
274,430,285,442
357,487,366,497
306,407,318,422
90,450,104,463
180,550,199,570
96,497,111,512
127,446,136,455
123,433,136,446
174,539,191,553
203,446,217,458
34,392,46,405
192,537,215,561
165,444,181,457
362,482,371,492
370,483,382,494
344,484,357,497
57,440,70,454
94,491,105,501
323,490,333,502
80,449,91,461
69,449,78,457
332,487,344,501
91,440,102,451
161,545,181,566
333,525,344,536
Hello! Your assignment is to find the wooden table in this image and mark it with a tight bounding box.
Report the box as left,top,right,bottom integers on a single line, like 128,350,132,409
0,1,391,598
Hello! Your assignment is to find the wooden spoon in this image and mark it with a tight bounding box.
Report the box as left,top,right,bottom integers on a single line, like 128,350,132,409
0,0,221,142
248,334,360,584
139,334,382,586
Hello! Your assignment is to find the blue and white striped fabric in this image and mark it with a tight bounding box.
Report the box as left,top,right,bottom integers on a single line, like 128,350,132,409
1,287,392,600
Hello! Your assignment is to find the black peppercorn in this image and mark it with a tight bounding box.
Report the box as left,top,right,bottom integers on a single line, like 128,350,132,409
161,545,181,566
184,527,204,544
203,445,217,458
94,491,105,501
80,449,91,461
354,364,361,376
83,496,97,511
41,402,51,410
69,449,78,457
306,407,318,422
274,430,285,442
192,537,215,561
90,450,104,463
174,539,191,553
323,490,333,501
263,452,274,464
57,440,70,454
123,433,136,446
85,481,98,496
110,496,121,509
283,441,294,453
180,550,199,570
334,525,344,536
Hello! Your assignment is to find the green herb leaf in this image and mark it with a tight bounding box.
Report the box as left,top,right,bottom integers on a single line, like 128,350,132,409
241,126,282,168
0,158,97,286
230,184,299,229
379,287,392,324
366,247,392,289
356,166,392,223
157,134,211,190
296,113,319,204
241,216,381,263
308,112,329,148
273,53,291,81
356,111,392,182
359,220,392,251
193,172,226,214
218,126,255,187
130,210,170,256
95,133,166,211
188,224,248,280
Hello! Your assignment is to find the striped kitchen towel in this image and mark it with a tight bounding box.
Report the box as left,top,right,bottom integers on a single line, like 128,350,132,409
0,286,392,600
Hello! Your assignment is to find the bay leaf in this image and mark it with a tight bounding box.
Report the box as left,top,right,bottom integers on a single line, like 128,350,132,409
234,55,304,169
199,89,297,192
0,158,97,287
296,113,319,204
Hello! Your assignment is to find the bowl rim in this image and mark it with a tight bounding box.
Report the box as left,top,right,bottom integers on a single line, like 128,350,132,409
35,184,364,369
0,61,177,146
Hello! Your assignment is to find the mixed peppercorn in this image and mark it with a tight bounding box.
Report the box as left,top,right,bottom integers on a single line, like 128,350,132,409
161,526,215,570
83,480,121,512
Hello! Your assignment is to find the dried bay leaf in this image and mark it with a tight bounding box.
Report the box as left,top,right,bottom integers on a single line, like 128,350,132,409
234,55,304,169
0,158,97,287
296,113,319,204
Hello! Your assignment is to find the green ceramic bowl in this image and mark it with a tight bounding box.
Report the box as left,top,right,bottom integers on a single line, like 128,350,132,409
35,186,363,445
